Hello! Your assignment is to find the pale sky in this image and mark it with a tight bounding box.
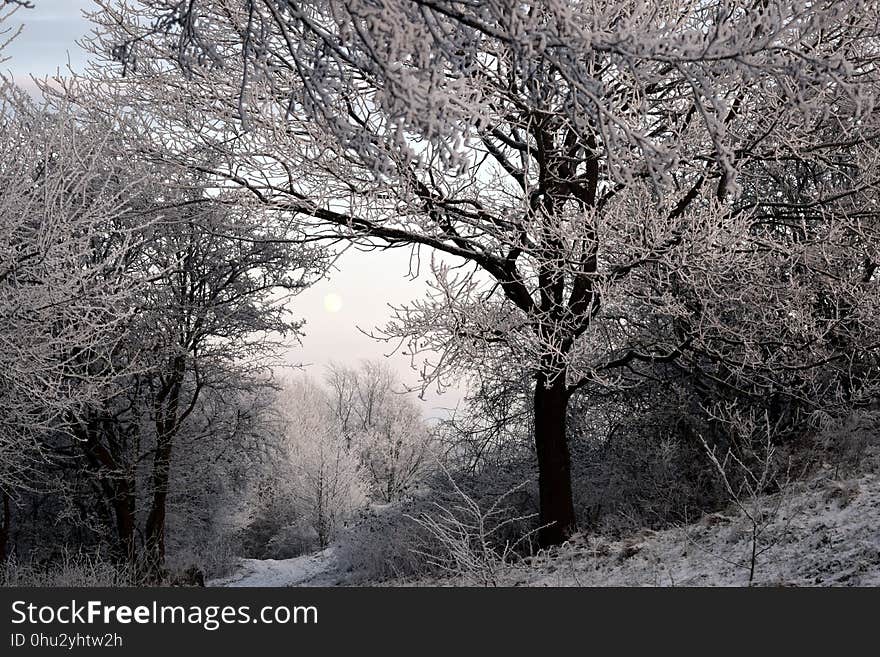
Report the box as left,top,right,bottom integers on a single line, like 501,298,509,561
3,0,463,417
3,1,90,75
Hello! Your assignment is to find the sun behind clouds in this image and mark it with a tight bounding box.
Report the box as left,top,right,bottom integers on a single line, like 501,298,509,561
323,292,343,313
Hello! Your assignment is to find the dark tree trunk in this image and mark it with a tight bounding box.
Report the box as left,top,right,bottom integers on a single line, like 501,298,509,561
144,355,186,578
79,419,138,565
113,481,137,565
533,371,576,547
144,433,173,577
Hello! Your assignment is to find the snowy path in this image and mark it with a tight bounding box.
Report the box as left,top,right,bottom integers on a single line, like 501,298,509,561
209,548,344,587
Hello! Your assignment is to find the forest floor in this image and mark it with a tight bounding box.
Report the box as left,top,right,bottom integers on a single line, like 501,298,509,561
212,451,880,587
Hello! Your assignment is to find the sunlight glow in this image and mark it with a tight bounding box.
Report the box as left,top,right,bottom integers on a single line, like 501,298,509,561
323,292,343,313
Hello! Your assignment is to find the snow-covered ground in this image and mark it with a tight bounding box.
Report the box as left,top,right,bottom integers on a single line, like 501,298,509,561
504,467,880,587
213,459,880,587
209,548,345,587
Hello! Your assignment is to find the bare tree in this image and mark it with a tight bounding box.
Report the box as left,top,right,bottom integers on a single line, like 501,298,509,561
62,187,325,573
273,377,367,549
82,0,880,546
325,361,433,502
134,197,322,571
0,80,157,498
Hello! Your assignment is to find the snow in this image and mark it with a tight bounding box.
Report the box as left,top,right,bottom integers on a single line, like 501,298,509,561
209,548,343,587
213,456,880,587
500,466,880,587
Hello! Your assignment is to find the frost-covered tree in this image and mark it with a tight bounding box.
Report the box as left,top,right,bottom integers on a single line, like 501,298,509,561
326,361,433,502
85,0,880,545
163,384,280,574
273,377,367,548
134,197,321,569
62,185,324,571
246,366,429,555
0,68,324,568
0,82,156,496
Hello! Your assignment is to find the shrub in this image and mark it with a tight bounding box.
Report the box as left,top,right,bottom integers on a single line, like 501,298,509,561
334,463,539,583
0,549,141,587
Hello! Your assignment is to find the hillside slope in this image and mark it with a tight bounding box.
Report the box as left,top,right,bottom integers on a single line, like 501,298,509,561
491,466,880,587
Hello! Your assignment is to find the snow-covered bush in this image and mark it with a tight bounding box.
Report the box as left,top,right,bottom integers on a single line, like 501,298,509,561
569,426,727,534
811,410,880,478
333,501,440,582
407,478,538,586
264,522,320,561
335,463,539,583
164,532,239,581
